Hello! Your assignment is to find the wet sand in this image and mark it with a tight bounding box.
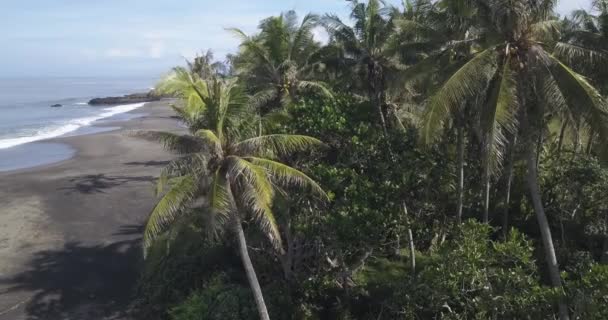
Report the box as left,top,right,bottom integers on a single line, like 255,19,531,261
0,101,182,319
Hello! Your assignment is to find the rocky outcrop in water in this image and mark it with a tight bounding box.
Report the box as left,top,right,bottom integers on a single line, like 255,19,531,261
50,104,62,108
88,92,163,105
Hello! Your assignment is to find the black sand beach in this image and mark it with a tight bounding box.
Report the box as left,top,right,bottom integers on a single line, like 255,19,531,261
0,101,180,319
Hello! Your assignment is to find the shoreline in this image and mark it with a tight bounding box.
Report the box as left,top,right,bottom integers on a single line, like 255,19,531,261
0,99,177,174
0,100,182,319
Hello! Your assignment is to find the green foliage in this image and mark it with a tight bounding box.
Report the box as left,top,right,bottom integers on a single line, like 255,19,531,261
396,221,556,319
567,264,608,318
138,2,608,319
169,274,257,320
136,223,242,319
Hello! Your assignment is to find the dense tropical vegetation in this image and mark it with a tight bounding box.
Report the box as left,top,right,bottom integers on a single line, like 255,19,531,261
136,0,608,319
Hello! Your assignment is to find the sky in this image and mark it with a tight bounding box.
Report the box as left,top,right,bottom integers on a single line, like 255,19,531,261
0,0,594,79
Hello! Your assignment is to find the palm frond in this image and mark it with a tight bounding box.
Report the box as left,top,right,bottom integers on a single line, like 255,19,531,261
227,27,276,72
297,80,334,98
157,154,208,195
194,129,222,152
206,170,233,239
245,157,328,199
321,14,359,49
481,55,519,176
130,131,205,154
143,174,198,255
554,42,608,71
530,19,561,41
547,55,608,141
249,88,278,111
226,156,282,250
234,134,324,157
170,104,191,123
420,48,498,144
260,109,293,133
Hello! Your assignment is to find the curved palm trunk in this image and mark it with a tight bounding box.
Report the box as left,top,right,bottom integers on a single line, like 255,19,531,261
233,217,271,320
401,202,416,274
367,62,389,138
525,142,570,320
456,124,465,224
557,118,568,155
536,130,543,167
482,155,491,224
586,129,595,154
481,123,493,224
502,134,517,238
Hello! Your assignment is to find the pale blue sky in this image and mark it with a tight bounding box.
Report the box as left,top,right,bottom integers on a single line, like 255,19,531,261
0,0,593,78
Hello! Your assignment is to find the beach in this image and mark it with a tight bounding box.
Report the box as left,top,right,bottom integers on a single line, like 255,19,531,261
0,101,180,319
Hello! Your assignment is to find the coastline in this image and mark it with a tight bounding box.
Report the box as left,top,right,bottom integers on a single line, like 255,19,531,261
0,100,182,319
0,100,164,172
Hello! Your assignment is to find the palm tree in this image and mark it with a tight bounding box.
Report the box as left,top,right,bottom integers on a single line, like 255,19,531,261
155,66,211,132
186,50,229,79
228,11,331,115
143,75,327,320
322,0,402,136
416,1,608,318
554,1,608,154
394,0,479,223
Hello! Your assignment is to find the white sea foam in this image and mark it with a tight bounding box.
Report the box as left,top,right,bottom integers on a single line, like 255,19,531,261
75,102,88,105
0,103,145,149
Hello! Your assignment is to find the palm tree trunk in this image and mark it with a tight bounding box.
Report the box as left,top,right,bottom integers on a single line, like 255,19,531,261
482,157,491,224
407,228,415,274
586,129,595,154
502,134,517,238
368,62,389,138
525,141,570,320
233,217,271,320
481,121,493,224
456,123,465,224
572,121,581,157
402,202,415,274
557,118,568,154
536,129,543,167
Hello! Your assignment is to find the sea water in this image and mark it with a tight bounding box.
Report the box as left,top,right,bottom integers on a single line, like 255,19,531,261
0,76,155,171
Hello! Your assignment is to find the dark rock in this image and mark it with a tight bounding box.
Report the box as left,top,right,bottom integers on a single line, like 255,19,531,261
88,91,163,106
50,104,62,108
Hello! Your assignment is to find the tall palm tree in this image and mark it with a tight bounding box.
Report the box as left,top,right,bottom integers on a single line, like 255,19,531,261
417,1,608,318
554,1,608,154
228,11,331,115
186,50,229,79
394,0,479,223
143,75,327,320
155,66,212,132
322,0,402,136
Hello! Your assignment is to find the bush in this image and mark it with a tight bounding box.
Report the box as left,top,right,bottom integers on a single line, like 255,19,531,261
567,263,608,319
395,221,556,319
169,273,257,320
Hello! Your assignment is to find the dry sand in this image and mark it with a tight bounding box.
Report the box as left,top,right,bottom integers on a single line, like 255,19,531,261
0,101,182,320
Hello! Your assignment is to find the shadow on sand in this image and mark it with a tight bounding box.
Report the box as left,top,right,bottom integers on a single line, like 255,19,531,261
124,160,170,167
59,174,155,194
0,225,144,320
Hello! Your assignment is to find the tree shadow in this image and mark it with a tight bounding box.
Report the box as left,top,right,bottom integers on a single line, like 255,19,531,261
0,233,143,319
123,160,170,167
112,224,145,236
59,174,155,194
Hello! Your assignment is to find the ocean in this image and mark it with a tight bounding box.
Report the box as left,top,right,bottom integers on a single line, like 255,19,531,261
0,76,156,171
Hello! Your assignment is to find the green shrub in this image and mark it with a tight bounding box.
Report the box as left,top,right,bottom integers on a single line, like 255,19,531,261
169,273,256,320
395,221,556,319
568,264,608,319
